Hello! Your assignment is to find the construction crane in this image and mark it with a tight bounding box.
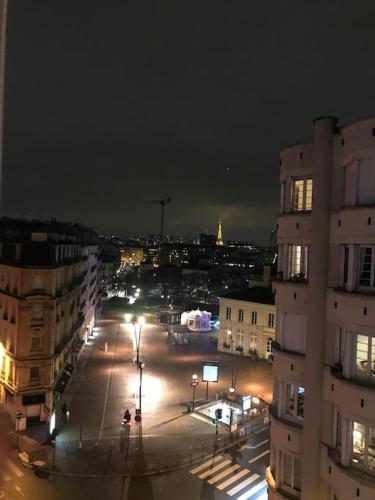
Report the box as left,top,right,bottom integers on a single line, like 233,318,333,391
147,197,171,242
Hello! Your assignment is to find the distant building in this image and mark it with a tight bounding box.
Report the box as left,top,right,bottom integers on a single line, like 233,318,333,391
0,218,100,425
99,236,120,289
194,232,216,246
270,229,277,246
120,244,144,267
218,286,275,360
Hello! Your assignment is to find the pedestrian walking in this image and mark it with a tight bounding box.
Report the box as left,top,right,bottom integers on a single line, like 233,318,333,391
61,402,67,418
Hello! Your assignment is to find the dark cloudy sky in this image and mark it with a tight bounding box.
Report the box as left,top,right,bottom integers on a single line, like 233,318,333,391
3,1,375,243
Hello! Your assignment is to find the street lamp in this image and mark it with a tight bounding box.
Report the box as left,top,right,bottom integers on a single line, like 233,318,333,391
191,373,199,410
139,361,145,414
133,316,145,366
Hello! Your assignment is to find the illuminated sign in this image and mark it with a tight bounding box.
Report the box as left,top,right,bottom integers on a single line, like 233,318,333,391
242,395,251,411
49,411,56,435
202,361,219,382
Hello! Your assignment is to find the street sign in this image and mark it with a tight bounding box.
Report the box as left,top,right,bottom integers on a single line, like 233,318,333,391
202,361,219,382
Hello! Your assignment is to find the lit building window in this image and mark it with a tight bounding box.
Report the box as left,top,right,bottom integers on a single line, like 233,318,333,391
291,178,313,212
267,337,273,353
285,384,305,422
288,244,308,279
352,421,375,472
354,333,375,381
251,311,257,325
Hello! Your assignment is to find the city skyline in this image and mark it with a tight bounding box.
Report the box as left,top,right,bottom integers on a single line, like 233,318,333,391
2,1,375,243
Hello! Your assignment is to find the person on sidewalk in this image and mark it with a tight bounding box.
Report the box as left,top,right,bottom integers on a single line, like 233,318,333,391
61,402,67,418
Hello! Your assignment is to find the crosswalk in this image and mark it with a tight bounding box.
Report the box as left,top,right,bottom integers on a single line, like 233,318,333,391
190,453,268,499
3,459,25,483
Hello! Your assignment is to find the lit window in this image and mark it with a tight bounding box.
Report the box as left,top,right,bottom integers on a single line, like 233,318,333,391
288,244,308,279
355,333,375,381
251,311,257,325
291,178,313,212
285,384,304,422
352,421,375,472
267,337,273,353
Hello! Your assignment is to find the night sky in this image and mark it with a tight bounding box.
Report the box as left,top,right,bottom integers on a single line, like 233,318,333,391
3,1,375,243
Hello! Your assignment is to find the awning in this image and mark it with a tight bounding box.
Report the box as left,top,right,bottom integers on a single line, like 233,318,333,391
54,363,74,395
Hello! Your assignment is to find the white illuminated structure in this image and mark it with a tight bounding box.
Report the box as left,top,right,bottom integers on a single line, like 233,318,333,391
181,309,211,332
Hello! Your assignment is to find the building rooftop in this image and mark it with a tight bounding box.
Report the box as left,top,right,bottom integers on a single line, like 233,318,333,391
221,286,275,305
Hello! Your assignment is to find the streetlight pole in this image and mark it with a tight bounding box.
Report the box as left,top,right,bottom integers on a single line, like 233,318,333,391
139,361,145,414
133,316,145,367
191,373,199,410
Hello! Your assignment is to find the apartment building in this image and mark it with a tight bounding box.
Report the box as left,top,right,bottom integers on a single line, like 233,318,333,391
268,116,375,500
218,286,275,360
0,219,100,426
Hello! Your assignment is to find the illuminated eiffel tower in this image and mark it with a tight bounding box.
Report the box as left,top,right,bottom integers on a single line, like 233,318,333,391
216,220,224,246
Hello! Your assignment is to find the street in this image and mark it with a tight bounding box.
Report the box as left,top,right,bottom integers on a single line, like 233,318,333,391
2,313,273,499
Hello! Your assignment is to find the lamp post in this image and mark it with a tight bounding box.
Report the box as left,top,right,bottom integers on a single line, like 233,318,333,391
133,316,145,367
139,361,145,414
191,373,199,410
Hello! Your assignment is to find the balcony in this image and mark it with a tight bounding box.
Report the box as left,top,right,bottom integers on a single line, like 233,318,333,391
323,366,375,422
272,345,305,384
330,206,375,245
327,448,375,500
327,288,375,328
269,405,303,454
277,212,312,245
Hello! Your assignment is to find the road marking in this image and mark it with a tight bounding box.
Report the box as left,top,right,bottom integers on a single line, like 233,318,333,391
241,439,269,450
253,492,268,500
198,459,231,479
216,468,250,490
237,479,267,500
227,473,259,496
207,464,241,484
190,455,223,474
98,324,119,439
7,460,24,477
15,485,25,496
248,449,270,464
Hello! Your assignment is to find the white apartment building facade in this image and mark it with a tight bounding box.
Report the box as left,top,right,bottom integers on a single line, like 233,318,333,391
268,116,375,500
218,286,275,360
